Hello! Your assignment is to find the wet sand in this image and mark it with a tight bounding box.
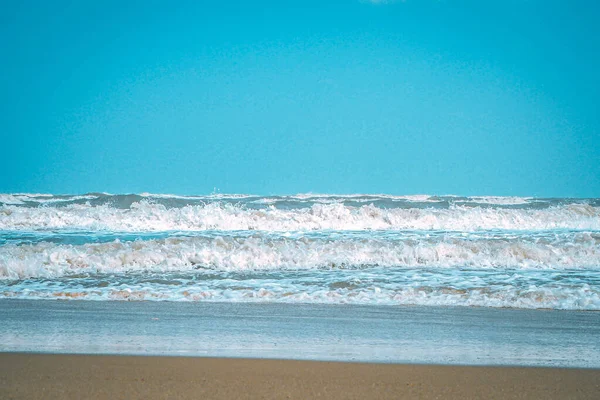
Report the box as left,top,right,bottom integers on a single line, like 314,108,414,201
1,353,599,400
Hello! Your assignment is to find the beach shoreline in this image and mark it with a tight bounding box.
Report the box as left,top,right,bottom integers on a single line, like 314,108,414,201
1,353,599,399
2,299,600,367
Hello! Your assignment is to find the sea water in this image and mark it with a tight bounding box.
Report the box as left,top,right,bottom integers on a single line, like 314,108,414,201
1,193,599,365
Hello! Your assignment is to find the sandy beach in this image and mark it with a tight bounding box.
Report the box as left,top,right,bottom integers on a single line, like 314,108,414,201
1,353,599,399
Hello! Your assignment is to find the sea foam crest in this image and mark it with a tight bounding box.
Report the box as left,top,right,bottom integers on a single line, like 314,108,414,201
2,232,599,279
1,201,599,231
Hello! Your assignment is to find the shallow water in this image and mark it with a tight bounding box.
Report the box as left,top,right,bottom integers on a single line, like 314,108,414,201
1,299,599,367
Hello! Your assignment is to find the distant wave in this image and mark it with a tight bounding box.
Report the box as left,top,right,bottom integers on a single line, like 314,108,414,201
1,195,598,231
0,192,575,207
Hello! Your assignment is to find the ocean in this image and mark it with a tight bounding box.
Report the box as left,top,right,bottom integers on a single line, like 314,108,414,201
1,193,599,366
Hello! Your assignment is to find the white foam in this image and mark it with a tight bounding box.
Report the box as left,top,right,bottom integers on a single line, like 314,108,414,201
2,201,599,232
0,193,99,205
463,196,533,205
32,195,100,204
279,193,441,203
0,195,26,205
2,273,599,310
1,232,598,279
139,192,255,200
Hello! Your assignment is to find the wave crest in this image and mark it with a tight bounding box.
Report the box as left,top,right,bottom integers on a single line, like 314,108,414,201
1,232,598,279
1,200,599,231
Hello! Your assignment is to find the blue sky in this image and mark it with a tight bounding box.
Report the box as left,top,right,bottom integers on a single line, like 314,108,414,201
1,0,598,196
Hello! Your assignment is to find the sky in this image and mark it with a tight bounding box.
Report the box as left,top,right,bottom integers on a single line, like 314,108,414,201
1,0,599,197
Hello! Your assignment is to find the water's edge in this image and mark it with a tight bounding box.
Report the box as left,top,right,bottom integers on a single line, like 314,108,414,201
2,299,599,368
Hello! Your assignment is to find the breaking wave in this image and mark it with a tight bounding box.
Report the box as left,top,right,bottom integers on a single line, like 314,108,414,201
1,231,598,279
2,268,599,310
1,198,599,232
